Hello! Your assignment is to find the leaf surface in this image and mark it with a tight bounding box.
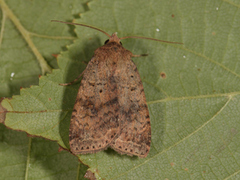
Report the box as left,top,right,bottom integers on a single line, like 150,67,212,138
2,0,240,179
0,0,85,97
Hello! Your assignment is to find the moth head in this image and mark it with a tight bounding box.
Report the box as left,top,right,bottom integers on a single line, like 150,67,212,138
105,33,122,45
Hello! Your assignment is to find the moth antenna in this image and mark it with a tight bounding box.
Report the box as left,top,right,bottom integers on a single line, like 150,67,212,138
51,20,111,38
120,36,183,44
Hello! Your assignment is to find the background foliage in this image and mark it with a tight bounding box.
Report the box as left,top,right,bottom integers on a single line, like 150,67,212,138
1,0,240,179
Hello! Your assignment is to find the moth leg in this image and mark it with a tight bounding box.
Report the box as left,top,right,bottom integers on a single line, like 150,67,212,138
59,70,85,86
132,54,148,57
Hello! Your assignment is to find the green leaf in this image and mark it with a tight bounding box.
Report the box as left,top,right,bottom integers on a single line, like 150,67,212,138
2,0,240,179
0,0,89,179
0,124,88,180
0,0,86,97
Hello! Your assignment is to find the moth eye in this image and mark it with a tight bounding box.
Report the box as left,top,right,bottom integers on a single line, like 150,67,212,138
104,39,109,44
120,41,122,45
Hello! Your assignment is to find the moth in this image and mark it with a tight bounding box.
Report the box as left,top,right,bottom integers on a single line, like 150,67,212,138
52,20,182,158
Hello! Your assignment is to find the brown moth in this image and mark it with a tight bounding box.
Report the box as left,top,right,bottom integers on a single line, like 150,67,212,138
52,20,182,158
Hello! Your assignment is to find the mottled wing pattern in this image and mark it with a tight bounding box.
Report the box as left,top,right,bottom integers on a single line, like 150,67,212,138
110,57,151,158
69,53,120,154
69,41,151,157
